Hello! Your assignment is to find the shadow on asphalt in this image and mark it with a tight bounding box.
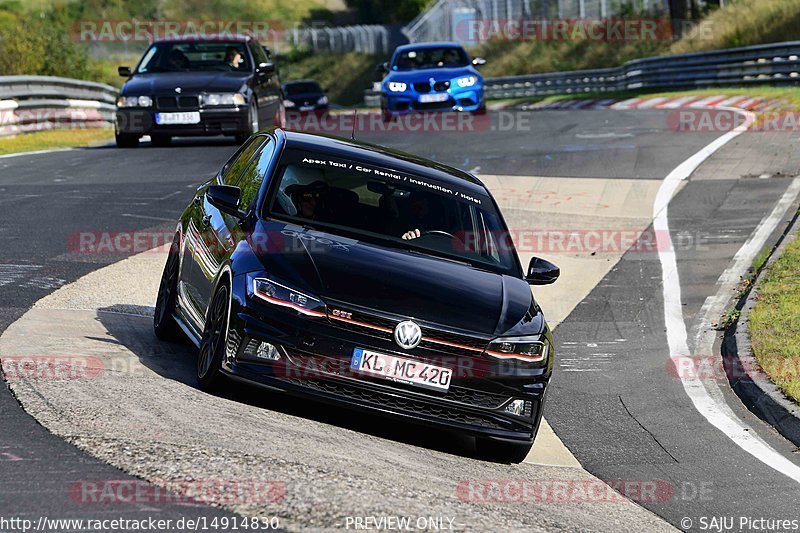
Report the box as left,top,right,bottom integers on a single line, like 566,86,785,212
96,305,479,461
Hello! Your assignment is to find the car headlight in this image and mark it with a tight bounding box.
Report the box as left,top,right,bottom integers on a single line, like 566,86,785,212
387,82,407,92
317,95,328,105
116,95,152,108
484,336,549,363
283,99,296,108
252,277,326,317
201,93,246,106
456,76,479,88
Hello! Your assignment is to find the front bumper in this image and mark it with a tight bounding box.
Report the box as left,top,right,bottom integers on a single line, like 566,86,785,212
115,106,249,137
383,88,484,114
222,280,550,444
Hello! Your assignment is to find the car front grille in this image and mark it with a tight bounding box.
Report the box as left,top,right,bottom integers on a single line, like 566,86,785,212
280,349,511,410
273,375,516,430
413,82,431,93
157,95,200,111
327,305,487,358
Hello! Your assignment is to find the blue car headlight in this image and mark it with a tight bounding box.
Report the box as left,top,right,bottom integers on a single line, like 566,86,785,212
456,76,479,88
387,82,408,93
252,276,326,317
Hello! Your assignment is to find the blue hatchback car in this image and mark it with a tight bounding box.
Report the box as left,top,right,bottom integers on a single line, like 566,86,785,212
379,42,486,120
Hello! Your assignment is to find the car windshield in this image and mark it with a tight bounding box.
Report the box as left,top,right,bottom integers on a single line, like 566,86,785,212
285,82,322,96
266,149,519,274
136,41,251,73
392,46,469,71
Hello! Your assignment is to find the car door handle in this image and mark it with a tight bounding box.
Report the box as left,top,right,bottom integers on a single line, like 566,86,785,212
201,215,212,228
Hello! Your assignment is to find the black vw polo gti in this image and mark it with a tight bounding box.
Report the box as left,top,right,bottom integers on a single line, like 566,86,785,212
154,128,559,462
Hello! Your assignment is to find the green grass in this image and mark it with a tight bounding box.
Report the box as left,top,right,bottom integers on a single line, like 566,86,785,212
473,0,800,78
0,128,113,156
278,51,381,106
750,227,800,405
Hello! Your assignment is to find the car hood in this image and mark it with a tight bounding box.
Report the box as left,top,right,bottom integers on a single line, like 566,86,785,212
239,221,532,336
122,71,250,95
385,66,480,84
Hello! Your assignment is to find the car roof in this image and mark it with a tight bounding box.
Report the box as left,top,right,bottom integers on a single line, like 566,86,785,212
279,130,488,196
154,34,253,44
394,42,463,53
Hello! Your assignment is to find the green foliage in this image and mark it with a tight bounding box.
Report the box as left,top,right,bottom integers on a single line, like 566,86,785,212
0,7,91,78
344,0,428,24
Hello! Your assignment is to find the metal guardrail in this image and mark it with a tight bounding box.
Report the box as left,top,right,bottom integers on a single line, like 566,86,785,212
483,41,800,99
0,76,118,136
289,25,399,55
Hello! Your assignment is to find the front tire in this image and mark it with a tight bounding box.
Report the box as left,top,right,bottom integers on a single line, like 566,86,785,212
476,438,532,464
153,234,182,341
235,101,259,143
115,132,139,148
197,282,231,391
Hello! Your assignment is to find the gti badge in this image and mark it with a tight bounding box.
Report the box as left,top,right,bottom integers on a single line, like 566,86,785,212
175,87,182,93
394,320,422,350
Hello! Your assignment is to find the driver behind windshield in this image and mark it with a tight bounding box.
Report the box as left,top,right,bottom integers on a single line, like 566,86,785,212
400,193,446,240
224,46,243,69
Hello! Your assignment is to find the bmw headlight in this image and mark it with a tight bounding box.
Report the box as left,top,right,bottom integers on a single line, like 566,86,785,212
387,82,407,93
317,95,328,105
283,99,296,108
456,76,479,88
201,93,246,106
252,277,326,317
116,95,152,108
484,336,549,363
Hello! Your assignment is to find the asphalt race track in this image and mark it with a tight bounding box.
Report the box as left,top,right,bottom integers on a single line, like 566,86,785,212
1,107,800,531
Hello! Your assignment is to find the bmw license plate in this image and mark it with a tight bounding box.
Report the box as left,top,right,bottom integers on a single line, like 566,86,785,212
351,347,452,392
419,93,449,103
155,112,201,125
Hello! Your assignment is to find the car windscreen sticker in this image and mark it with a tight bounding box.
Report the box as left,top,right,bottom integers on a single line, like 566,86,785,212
290,152,484,206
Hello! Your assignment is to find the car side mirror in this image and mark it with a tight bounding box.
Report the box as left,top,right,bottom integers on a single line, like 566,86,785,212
472,57,487,67
257,62,275,74
118,66,132,77
526,257,560,285
207,185,245,219
377,62,389,75
262,46,273,60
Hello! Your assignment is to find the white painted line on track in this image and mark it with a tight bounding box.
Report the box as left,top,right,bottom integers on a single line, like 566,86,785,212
656,106,800,484
0,148,75,160
121,213,176,222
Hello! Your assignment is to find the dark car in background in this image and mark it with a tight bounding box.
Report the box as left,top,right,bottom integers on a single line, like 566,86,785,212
115,35,282,147
282,80,329,114
153,128,559,462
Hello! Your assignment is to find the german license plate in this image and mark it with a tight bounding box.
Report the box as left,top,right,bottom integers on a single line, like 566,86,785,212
419,93,449,103
155,112,201,125
351,347,452,392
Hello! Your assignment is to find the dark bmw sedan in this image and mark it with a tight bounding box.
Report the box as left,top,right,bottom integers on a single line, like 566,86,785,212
282,79,329,113
115,35,282,147
154,128,559,462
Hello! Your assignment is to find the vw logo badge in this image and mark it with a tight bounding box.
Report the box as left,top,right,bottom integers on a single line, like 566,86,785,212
394,320,422,350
